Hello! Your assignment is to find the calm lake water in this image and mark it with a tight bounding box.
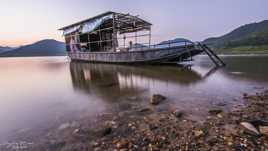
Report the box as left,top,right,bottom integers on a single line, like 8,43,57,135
0,55,268,142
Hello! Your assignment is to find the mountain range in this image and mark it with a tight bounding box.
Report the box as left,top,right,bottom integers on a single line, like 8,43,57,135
204,20,268,53
0,46,14,54
0,39,66,57
1,19,268,57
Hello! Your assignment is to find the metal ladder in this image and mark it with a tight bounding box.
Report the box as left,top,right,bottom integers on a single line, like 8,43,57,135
198,43,226,67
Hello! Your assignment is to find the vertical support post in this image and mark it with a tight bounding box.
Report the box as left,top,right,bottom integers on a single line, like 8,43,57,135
112,13,116,52
88,34,91,52
99,27,102,51
135,31,137,49
149,28,151,48
123,34,126,48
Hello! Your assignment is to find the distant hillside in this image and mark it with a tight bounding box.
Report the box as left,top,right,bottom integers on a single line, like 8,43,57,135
159,38,192,45
0,46,14,54
204,20,268,53
0,39,67,57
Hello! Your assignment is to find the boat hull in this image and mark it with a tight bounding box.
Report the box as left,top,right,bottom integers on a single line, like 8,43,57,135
68,46,204,64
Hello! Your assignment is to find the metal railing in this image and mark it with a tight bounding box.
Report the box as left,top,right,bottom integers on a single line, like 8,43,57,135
66,40,195,53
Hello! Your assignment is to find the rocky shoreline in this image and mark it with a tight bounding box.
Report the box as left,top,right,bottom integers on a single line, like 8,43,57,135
2,91,268,151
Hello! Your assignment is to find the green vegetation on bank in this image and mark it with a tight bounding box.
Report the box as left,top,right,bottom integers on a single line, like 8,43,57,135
218,45,268,54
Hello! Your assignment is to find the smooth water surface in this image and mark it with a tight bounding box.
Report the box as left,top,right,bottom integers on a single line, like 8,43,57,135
0,55,268,142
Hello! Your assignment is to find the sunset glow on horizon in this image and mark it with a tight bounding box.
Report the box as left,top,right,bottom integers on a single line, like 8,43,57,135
1,0,268,47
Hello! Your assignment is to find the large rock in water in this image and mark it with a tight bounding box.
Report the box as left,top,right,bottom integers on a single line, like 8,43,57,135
150,94,166,105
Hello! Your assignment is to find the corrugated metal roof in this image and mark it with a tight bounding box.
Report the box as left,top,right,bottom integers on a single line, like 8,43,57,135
59,11,115,30
59,11,152,31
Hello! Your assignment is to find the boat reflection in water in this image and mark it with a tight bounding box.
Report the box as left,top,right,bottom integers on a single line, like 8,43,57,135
69,62,208,103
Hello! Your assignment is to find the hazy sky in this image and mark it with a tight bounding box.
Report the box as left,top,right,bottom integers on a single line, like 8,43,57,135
0,0,267,46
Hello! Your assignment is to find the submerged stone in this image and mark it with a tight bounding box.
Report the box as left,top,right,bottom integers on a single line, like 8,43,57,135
217,102,227,106
209,108,223,115
172,110,184,118
150,94,166,105
139,108,151,113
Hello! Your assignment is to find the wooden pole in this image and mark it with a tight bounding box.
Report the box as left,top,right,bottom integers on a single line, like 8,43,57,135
99,27,102,51
123,34,126,48
149,28,151,48
112,13,116,52
88,34,91,52
135,31,137,49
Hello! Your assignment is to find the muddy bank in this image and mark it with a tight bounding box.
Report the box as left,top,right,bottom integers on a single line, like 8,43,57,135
2,91,268,151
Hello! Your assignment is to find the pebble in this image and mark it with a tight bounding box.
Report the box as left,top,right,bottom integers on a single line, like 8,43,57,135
193,130,204,137
116,139,129,149
73,129,79,134
209,108,223,115
217,114,223,118
240,122,260,135
259,126,268,135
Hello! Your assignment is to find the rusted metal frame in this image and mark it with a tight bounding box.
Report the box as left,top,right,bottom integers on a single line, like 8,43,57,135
198,43,219,66
64,27,113,38
116,13,151,25
116,18,149,26
123,34,126,48
203,45,226,66
135,31,138,45
117,23,151,32
115,14,151,34
118,42,150,49
63,25,150,39
185,41,192,61
115,18,150,29
119,26,151,34
149,28,151,48
118,33,150,39
69,39,113,45
88,33,91,52
65,33,150,46
98,26,102,51
115,13,130,19
59,11,114,30
112,13,117,52
71,39,193,52
117,23,149,33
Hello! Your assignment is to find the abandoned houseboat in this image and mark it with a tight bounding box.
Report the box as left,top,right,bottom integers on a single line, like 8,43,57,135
59,11,224,65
